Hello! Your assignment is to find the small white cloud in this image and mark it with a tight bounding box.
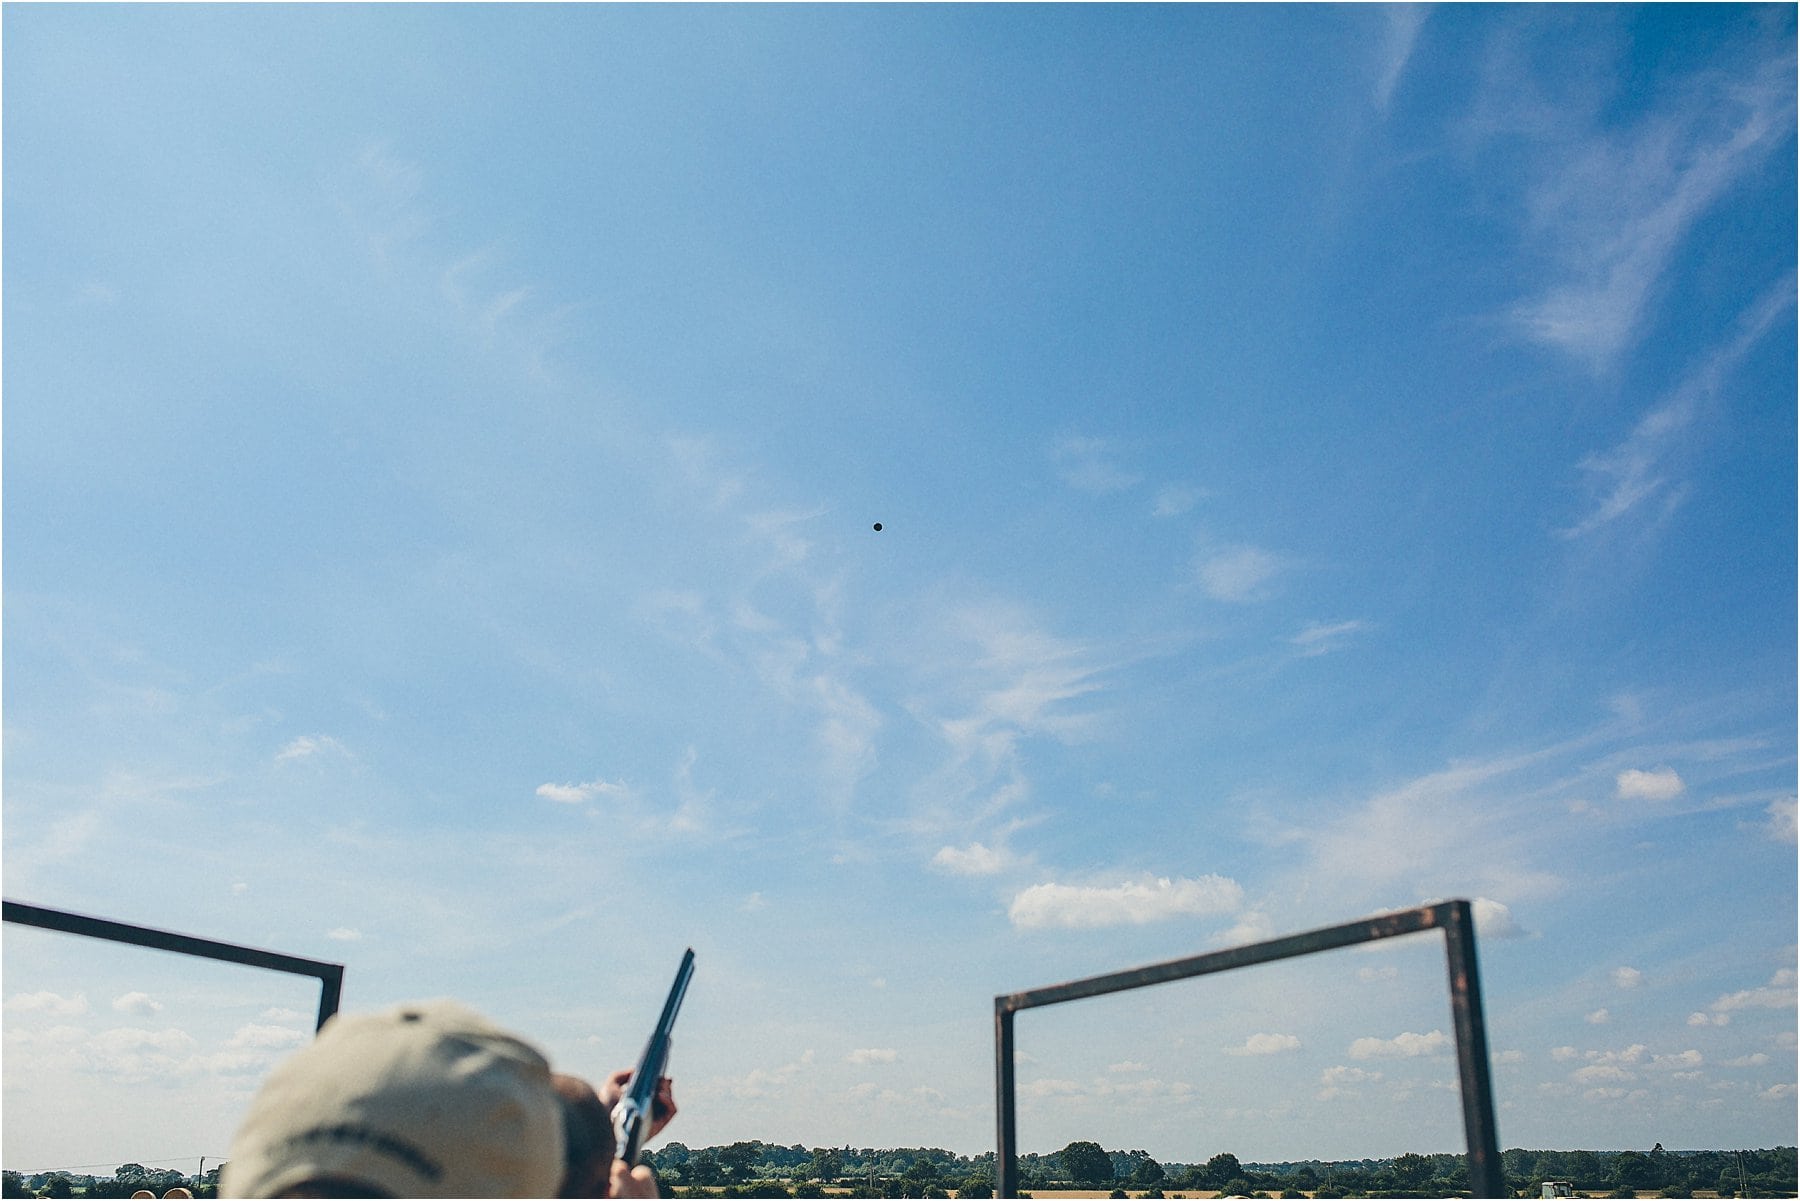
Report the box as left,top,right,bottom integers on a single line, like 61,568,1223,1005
1494,1049,1526,1065
1725,1053,1770,1067
6,991,89,1016
1551,1046,1581,1062
1349,1029,1450,1059
1472,897,1529,940
111,992,163,1017
1604,1044,1648,1064
1763,797,1797,843
231,882,250,896
1613,966,1644,989
1616,767,1685,801
931,842,1013,877
1107,1060,1149,1074
847,1048,898,1065
326,928,362,942
740,892,769,912
261,1008,306,1023
1688,1011,1731,1027
1586,1009,1612,1025
1761,1083,1797,1101
1218,910,1276,947
1196,546,1284,603
1230,1033,1302,1056
536,777,630,805
1008,874,1243,930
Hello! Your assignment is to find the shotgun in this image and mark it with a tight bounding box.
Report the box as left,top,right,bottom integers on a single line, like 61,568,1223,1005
614,948,696,1167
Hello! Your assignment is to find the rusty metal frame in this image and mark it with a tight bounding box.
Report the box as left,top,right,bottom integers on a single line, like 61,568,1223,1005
994,899,1502,1198
3,899,344,1031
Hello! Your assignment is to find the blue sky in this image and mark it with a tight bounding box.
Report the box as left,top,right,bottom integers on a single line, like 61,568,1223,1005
3,2,1795,1176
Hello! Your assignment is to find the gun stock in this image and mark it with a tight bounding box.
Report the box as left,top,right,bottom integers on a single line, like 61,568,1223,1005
614,948,696,1167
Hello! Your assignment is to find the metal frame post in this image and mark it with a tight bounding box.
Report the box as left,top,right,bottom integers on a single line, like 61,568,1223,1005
994,899,1504,1198
995,1002,1018,1198
4,899,345,1030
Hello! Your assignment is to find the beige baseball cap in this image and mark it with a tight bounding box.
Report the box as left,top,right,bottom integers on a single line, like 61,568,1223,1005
221,1000,566,1198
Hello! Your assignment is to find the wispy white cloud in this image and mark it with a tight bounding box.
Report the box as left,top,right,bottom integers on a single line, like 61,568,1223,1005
276,735,350,763
1708,968,1797,1014
6,991,89,1016
1508,48,1794,367
1289,619,1369,657
1008,873,1243,929
226,1023,309,1051
1196,545,1286,603
1761,797,1797,843
708,1050,817,1101
1373,5,1430,113
930,842,1018,876
1152,483,1204,518
909,602,1111,844
1613,966,1644,990
537,777,633,805
1561,277,1795,538
1050,437,1141,495
1287,752,1567,910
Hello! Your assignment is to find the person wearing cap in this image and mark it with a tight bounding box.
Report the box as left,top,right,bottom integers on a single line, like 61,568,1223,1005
220,1000,674,1199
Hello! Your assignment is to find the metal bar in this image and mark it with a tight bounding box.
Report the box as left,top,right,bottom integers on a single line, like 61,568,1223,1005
999,905,1445,1014
4,899,345,1031
1443,900,1504,1198
995,1002,1017,1199
994,900,1502,1198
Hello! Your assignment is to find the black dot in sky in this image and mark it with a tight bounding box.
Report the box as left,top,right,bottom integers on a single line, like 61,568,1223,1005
872,522,883,531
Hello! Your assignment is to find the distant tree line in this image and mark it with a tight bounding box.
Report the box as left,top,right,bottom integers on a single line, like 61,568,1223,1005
631,1143,1796,1199
4,1144,1793,1199
2,1163,219,1200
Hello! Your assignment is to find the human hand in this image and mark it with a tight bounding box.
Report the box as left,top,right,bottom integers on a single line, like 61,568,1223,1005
608,1160,660,1199
599,1068,678,1141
